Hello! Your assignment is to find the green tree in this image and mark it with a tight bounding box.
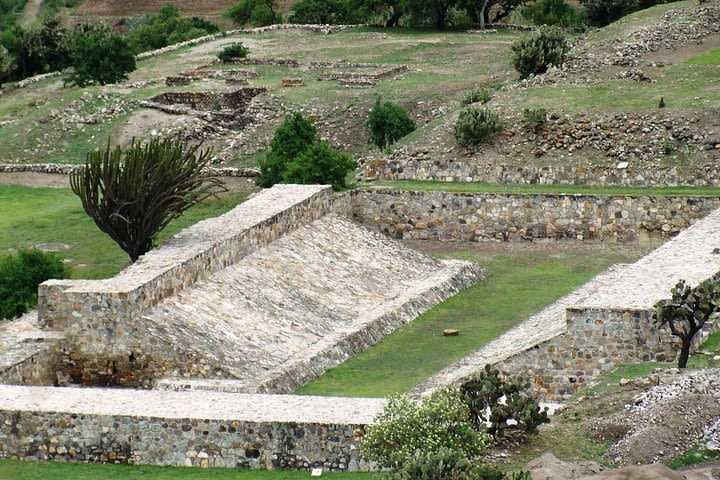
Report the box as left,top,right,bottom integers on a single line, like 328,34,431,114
283,141,356,190
352,0,404,26
0,44,13,86
257,112,318,188
290,0,357,24
459,0,524,26
519,0,585,28
653,276,720,369
0,249,68,320
70,137,226,263
226,0,281,27
403,0,458,29
67,29,136,86
127,5,219,53
366,98,416,150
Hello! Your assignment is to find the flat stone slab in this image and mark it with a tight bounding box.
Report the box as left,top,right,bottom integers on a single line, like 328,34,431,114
0,385,384,424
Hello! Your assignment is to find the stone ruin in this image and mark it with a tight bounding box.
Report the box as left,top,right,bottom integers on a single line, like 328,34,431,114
281,78,304,87
313,61,409,87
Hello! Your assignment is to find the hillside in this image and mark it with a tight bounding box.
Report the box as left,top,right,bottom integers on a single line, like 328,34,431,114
75,0,299,17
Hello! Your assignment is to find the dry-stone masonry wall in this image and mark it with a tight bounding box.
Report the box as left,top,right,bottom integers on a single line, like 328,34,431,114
0,386,382,470
39,185,482,390
412,207,720,400
0,312,62,386
352,189,720,243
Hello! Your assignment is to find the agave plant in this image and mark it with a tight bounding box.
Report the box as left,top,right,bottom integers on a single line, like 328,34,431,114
71,137,226,262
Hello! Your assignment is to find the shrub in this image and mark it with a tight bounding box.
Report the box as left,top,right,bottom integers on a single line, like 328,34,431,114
0,249,68,320
0,44,13,86
519,0,586,28
283,141,356,190
461,365,550,439
217,43,249,62
67,29,136,86
386,448,506,480
522,107,547,132
289,0,356,24
511,27,569,79
361,390,493,467
257,112,318,188
366,98,416,150
127,5,219,53
454,106,503,147
5,20,72,80
461,87,491,106
653,276,720,368
70,137,226,262
226,0,281,27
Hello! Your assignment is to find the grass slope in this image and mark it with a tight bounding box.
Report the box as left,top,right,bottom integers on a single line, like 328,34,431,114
297,244,641,397
0,185,248,279
687,48,720,65
0,460,373,480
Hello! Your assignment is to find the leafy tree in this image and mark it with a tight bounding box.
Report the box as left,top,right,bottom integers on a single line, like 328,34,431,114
226,0,281,27
0,249,68,320
127,5,219,53
257,112,318,188
366,98,416,150
290,0,357,24
519,0,585,27
653,276,720,369
70,137,226,263
217,42,249,62
580,0,669,27
0,44,13,86
459,0,524,26
283,141,356,190
361,390,493,467
510,26,569,78
403,0,458,29
5,20,72,80
454,106,503,147
461,365,550,439
352,0,404,26
67,29,136,86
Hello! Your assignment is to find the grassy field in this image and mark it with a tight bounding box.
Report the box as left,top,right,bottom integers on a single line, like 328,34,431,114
0,185,249,279
687,48,720,65
373,180,720,196
297,243,643,397
0,461,373,480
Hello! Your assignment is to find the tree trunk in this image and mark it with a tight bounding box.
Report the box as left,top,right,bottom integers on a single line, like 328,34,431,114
480,0,490,29
385,8,402,27
678,339,692,368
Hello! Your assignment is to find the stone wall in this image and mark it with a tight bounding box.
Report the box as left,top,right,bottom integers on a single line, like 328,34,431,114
0,313,62,386
38,185,335,386
351,189,720,243
0,386,381,471
149,88,266,110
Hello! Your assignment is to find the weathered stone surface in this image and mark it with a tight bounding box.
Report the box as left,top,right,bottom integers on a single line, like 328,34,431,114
0,312,62,385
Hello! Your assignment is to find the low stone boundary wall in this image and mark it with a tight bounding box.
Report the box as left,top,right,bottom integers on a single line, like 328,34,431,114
0,386,382,470
38,185,334,381
0,313,62,386
0,163,260,177
351,189,720,243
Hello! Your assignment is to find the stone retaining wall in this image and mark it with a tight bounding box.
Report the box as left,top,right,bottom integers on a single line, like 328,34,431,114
0,163,260,177
0,386,381,470
149,88,266,110
38,185,335,385
351,189,720,243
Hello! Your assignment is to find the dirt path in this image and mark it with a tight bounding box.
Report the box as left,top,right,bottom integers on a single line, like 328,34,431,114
19,0,43,27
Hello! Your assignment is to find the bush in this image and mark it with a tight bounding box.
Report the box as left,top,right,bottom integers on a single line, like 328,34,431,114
519,0,586,28
257,112,318,188
226,0,281,27
127,5,219,53
461,87,491,106
511,26,569,79
461,365,550,439
366,98,416,150
581,0,670,27
361,390,493,467
0,249,68,320
454,106,503,147
283,141,356,190
522,107,547,132
71,137,225,262
290,0,357,24
67,29,136,86
5,20,72,80
386,448,506,480
217,43,249,62
0,44,13,86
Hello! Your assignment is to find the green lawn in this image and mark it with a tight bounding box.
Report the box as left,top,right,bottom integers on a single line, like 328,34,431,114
297,244,641,397
687,48,720,65
0,185,249,279
373,180,720,196
0,461,373,480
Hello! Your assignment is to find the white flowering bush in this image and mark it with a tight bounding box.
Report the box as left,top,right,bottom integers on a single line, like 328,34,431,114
360,389,493,467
